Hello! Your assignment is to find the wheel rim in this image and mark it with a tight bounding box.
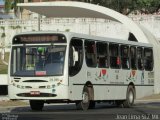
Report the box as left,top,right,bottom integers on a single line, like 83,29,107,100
128,90,134,104
82,92,89,103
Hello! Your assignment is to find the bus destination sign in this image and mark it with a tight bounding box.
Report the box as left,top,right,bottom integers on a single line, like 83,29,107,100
13,34,66,44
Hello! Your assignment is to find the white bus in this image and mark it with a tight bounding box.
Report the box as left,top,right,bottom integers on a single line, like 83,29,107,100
8,31,154,110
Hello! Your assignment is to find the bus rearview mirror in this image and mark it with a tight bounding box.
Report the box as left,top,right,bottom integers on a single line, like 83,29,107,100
73,47,78,66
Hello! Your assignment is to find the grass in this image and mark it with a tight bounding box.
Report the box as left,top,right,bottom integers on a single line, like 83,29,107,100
0,100,29,107
0,52,9,74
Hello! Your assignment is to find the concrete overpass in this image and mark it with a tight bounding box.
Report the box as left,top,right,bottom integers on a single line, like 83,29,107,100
18,1,160,93
18,1,149,43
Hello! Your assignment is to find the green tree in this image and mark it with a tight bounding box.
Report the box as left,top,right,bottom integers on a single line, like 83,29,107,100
82,0,160,15
136,0,160,14
12,0,24,17
4,0,24,17
4,0,12,13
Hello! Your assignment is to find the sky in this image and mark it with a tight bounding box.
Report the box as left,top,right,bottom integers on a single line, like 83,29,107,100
0,0,4,5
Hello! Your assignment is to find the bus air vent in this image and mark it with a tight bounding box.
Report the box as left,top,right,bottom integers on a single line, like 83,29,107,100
17,93,57,97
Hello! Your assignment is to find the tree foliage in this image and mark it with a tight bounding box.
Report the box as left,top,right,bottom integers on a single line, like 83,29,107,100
136,0,160,13
82,0,160,14
4,0,12,13
4,0,24,17
12,0,24,16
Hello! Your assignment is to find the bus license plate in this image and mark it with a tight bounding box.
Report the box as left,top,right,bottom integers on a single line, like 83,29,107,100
30,91,40,95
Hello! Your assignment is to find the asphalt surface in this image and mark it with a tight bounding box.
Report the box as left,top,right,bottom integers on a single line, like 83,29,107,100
0,102,160,120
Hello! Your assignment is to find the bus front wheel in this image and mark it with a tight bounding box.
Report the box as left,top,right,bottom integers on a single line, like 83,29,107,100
123,85,135,108
30,100,44,111
76,86,90,110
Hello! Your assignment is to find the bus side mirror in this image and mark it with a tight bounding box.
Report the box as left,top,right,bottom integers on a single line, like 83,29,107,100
73,47,78,66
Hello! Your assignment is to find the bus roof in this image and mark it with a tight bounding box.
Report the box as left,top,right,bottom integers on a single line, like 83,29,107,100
13,31,152,47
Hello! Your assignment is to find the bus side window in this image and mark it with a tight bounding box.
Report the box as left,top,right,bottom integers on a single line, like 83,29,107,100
121,45,130,69
96,42,108,68
69,38,83,76
85,40,97,67
109,43,120,69
130,46,137,70
137,47,144,70
144,48,153,71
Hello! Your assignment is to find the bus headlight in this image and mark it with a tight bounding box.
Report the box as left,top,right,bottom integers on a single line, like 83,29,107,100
47,85,51,89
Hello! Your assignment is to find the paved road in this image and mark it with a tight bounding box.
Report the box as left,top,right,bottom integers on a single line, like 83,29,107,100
1,102,160,120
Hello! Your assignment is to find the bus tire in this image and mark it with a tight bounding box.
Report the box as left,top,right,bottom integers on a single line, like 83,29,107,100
76,86,90,110
123,85,135,108
30,100,44,111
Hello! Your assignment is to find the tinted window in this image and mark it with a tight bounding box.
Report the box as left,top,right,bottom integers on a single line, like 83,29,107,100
130,46,137,70
97,42,108,68
144,48,153,71
121,45,130,69
137,47,144,70
109,43,120,69
69,38,83,76
11,45,66,76
85,40,97,67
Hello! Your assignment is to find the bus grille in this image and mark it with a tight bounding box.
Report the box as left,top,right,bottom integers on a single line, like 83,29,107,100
23,80,48,82
17,93,57,97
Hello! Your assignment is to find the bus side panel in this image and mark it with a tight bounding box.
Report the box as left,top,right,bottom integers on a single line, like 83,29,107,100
93,86,127,100
69,68,128,101
135,86,154,99
135,70,154,99
68,70,86,101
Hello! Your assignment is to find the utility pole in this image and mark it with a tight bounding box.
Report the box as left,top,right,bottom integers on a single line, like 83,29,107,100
38,0,42,31
38,14,41,31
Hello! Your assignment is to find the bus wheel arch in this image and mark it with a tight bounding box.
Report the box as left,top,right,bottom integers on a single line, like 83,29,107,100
85,81,94,100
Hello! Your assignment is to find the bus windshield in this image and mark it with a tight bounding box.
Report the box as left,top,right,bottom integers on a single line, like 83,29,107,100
11,45,66,76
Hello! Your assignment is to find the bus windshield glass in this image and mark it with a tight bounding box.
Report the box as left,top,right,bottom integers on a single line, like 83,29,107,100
11,45,66,76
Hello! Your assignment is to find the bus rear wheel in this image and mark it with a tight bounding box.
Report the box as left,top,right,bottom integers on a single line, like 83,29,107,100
30,100,44,111
123,85,135,108
76,86,90,110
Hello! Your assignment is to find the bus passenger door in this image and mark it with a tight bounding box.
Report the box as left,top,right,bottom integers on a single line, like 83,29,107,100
68,38,84,100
